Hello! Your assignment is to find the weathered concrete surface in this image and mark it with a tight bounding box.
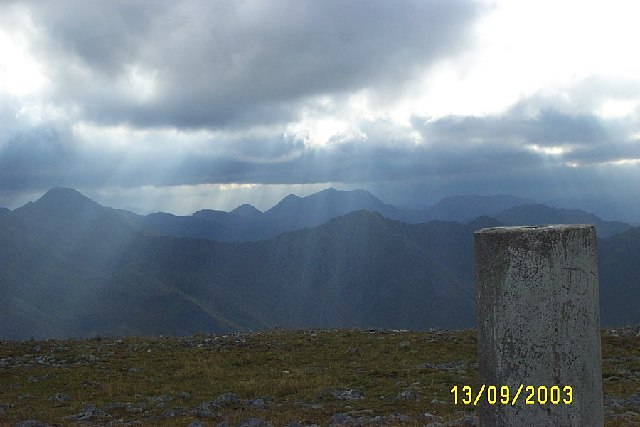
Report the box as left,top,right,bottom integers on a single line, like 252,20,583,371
475,225,603,426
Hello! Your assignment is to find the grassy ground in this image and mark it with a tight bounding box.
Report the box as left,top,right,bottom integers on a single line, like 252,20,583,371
0,328,639,426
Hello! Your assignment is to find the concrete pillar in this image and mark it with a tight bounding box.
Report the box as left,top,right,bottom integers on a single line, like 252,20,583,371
474,225,603,426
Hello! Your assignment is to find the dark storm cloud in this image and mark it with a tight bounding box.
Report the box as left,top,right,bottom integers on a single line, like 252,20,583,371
5,103,637,195
21,0,482,129
0,125,120,190
415,109,610,147
0,125,304,191
167,108,637,184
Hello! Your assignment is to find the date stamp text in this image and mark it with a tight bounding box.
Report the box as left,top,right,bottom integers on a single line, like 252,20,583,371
450,385,573,405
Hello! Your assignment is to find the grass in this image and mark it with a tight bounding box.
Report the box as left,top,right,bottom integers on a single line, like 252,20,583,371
0,328,639,426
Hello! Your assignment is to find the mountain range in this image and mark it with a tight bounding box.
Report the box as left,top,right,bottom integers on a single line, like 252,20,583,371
0,187,637,339
110,188,630,241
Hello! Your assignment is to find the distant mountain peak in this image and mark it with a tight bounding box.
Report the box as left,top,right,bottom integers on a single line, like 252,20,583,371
231,204,262,218
38,187,101,208
12,187,104,220
43,187,86,198
332,209,387,223
426,194,536,222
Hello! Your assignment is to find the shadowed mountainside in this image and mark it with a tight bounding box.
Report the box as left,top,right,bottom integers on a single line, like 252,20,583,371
424,194,535,222
0,188,637,339
0,189,491,339
495,203,631,238
598,226,640,326
125,189,631,242
130,188,429,241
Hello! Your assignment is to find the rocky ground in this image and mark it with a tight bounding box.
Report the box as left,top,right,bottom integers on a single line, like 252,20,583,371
1,327,640,426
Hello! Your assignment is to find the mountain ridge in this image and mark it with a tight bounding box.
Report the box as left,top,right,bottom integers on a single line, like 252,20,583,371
495,203,631,237
425,194,536,222
91,187,631,242
1,188,637,339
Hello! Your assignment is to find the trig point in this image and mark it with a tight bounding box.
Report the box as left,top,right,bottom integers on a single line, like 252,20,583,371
474,225,603,426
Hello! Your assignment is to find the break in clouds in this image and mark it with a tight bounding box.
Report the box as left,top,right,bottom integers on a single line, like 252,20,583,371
2,98,638,188
0,0,639,212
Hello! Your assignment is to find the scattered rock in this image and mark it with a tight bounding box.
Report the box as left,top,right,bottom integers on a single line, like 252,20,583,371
444,413,479,427
178,391,192,400
48,392,71,402
103,402,128,410
238,417,273,427
194,401,218,412
420,361,466,374
149,394,173,406
394,390,418,401
77,353,100,363
161,407,188,418
27,374,50,383
329,413,355,426
64,404,110,421
389,413,412,423
317,388,364,401
418,413,444,423
294,401,324,410
13,421,57,427
249,398,267,409
192,405,218,419
215,392,239,406
626,394,640,411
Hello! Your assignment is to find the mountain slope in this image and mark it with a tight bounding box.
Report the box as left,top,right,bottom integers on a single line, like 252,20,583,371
254,211,486,330
0,190,482,338
127,189,631,243
264,188,409,227
134,188,425,242
231,203,263,219
598,226,640,326
1,188,638,339
1,189,238,338
424,194,535,222
494,203,631,237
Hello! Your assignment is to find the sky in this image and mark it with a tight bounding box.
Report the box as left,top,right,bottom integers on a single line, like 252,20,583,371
0,0,639,219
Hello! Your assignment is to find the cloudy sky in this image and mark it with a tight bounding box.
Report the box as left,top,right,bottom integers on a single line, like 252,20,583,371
1,0,639,218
